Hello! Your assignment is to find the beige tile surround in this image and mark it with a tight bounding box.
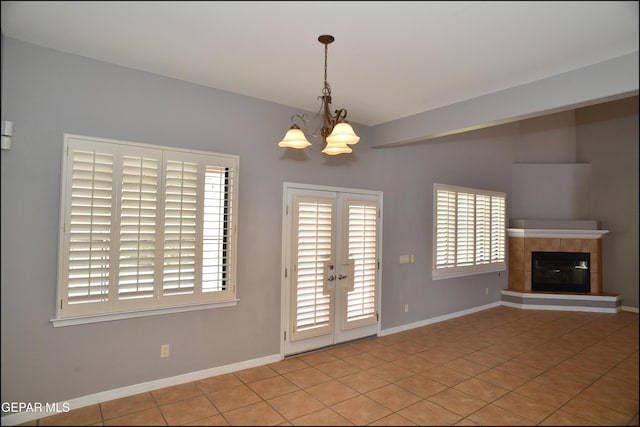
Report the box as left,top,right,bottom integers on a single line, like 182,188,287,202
509,237,603,294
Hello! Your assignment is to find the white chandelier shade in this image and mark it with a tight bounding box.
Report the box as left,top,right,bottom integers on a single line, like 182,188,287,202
326,121,360,145
322,140,352,155
278,125,311,149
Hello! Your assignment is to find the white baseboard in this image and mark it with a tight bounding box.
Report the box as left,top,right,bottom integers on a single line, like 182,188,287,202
379,299,639,340
380,301,502,336
0,353,281,426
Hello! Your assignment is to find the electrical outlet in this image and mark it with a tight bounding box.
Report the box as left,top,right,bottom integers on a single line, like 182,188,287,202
485,287,489,295
160,344,170,358
404,304,409,313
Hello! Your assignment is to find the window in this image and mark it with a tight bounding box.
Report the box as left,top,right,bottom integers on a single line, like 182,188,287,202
433,183,506,279
55,134,239,323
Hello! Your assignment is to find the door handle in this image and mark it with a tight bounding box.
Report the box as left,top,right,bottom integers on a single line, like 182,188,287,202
323,262,336,294
338,275,348,280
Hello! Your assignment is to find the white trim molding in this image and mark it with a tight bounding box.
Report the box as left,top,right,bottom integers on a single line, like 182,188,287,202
507,228,609,239
380,302,502,336
51,300,239,327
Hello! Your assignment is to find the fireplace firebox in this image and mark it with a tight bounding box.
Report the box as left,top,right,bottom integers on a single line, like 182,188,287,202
532,251,590,293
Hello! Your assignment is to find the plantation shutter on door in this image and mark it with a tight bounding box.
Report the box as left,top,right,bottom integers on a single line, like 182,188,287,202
290,196,335,341
344,199,378,329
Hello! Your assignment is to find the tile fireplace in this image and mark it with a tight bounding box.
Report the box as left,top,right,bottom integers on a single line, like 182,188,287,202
502,219,620,312
506,221,608,294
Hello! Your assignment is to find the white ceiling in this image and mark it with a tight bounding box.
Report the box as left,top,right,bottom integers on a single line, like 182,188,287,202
1,1,638,127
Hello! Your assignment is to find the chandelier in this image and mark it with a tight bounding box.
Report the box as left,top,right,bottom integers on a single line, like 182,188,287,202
278,35,360,155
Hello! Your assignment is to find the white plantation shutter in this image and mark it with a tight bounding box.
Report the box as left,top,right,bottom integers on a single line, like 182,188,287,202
65,143,115,314
57,135,238,320
435,189,456,269
344,200,378,327
433,184,506,279
491,196,506,262
291,196,335,340
456,192,475,266
202,166,234,292
163,159,198,297
118,151,159,303
475,194,491,265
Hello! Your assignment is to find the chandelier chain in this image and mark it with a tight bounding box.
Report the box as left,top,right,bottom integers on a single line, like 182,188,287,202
323,42,331,96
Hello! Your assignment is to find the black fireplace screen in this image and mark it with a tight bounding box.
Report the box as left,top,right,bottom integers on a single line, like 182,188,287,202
531,251,590,293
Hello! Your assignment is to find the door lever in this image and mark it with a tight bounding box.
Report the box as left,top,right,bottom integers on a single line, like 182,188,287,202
338,274,348,280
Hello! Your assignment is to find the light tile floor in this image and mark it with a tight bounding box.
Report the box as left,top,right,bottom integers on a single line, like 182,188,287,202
26,307,639,426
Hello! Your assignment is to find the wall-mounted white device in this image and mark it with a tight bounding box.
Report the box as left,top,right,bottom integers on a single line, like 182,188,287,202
1,120,13,150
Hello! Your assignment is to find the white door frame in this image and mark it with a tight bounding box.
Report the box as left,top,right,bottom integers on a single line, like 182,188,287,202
280,182,383,358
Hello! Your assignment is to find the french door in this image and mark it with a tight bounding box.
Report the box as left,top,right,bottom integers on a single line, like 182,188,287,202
281,183,382,357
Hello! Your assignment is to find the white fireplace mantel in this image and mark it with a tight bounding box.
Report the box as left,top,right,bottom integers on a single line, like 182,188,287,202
507,228,610,239
508,219,609,239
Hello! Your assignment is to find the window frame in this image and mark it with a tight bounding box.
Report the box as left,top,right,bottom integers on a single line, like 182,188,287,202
53,134,239,326
432,183,506,280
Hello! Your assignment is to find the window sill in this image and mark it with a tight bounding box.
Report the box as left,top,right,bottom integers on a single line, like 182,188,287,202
51,299,239,327
432,265,506,280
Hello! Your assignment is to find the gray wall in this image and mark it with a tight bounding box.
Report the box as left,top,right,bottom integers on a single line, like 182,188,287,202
1,37,637,408
511,111,587,220
576,97,639,308
511,163,592,220
372,124,514,329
